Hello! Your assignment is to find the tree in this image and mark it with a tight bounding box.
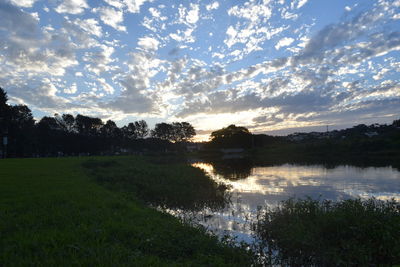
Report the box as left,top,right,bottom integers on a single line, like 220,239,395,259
134,120,149,139
7,105,35,156
122,123,137,139
53,113,76,133
393,119,400,128
172,122,196,142
101,120,121,138
37,116,62,131
0,87,10,135
209,125,252,148
75,114,103,136
9,105,35,129
0,87,8,115
151,123,174,141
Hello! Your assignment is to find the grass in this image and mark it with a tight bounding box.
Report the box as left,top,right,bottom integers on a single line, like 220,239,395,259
82,156,229,211
0,156,253,266
254,197,400,266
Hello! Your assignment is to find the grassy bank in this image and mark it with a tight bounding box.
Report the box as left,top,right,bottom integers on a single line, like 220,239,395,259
82,156,229,211
0,156,253,266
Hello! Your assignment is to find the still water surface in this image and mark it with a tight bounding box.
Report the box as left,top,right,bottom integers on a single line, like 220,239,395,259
171,160,400,243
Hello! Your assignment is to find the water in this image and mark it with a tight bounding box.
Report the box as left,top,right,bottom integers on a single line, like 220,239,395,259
170,159,400,244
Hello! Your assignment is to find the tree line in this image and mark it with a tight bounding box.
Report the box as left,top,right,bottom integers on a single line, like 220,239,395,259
0,88,195,158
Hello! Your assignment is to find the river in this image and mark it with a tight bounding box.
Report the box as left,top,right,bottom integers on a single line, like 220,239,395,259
169,158,400,243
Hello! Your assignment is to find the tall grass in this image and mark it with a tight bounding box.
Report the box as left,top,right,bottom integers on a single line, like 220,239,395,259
82,156,229,211
254,197,400,266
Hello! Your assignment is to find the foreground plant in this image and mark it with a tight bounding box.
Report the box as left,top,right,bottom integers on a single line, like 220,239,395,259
254,197,400,266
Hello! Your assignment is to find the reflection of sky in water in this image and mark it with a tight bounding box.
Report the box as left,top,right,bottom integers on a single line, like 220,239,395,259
170,162,400,243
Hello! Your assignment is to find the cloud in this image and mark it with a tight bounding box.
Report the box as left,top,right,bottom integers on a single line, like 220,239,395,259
55,0,89,14
123,0,149,13
83,44,115,75
94,6,126,32
64,83,78,94
8,78,71,110
186,3,199,24
0,2,78,76
206,1,219,11
137,36,160,51
73,18,102,37
1,0,399,134
275,37,295,50
293,5,389,65
8,0,38,8
97,78,115,94
294,0,308,9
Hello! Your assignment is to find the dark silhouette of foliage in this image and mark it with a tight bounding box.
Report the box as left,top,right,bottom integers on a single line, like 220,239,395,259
209,124,253,149
172,122,196,142
134,120,149,138
151,122,174,140
122,120,149,139
0,87,198,157
151,121,196,142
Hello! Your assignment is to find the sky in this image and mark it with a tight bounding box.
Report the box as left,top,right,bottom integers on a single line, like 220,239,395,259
0,0,399,140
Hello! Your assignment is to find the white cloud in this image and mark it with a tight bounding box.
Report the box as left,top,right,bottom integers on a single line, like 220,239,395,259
64,83,78,94
55,0,89,14
73,18,102,37
206,1,219,11
95,6,126,32
98,78,115,94
123,0,149,13
104,0,125,9
137,36,160,51
83,44,115,75
275,37,295,50
228,0,272,22
148,7,160,17
169,28,195,43
296,0,308,9
8,0,38,8
186,4,199,24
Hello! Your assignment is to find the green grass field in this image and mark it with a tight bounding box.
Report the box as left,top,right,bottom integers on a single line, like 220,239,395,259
0,156,252,266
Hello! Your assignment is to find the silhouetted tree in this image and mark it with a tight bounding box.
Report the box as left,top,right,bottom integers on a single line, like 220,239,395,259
209,124,252,148
0,87,8,116
75,114,103,136
151,122,196,142
7,105,35,156
122,122,138,139
151,122,174,141
37,116,62,131
101,120,121,138
134,120,149,138
172,122,196,142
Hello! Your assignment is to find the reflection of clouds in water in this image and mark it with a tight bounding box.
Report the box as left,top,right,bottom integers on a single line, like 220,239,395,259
186,162,400,243
193,163,400,201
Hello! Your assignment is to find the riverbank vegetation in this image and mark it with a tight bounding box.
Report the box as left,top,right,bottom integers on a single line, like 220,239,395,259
0,156,253,266
254,197,400,266
82,156,229,211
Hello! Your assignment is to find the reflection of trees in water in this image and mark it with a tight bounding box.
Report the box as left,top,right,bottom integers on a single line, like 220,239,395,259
207,158,254,180
200,154,400,181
